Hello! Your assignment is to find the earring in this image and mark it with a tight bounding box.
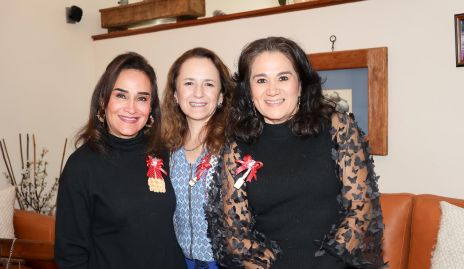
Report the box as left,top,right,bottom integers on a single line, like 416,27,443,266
96,111,105,123
298,96,301,107
97,98,106,123
145,115,154,128
217,101,223,108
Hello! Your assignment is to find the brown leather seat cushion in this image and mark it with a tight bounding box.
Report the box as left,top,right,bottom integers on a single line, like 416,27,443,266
380,193,414,269
408,194,464,269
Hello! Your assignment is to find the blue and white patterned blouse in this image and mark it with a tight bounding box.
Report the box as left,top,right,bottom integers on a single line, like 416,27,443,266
170,148,217,261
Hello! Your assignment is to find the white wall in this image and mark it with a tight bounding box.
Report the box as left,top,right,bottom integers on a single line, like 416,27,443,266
0,0,112,188
1,0,464,198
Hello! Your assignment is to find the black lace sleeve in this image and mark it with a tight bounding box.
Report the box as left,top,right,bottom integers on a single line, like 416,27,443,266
315,112,386,268
206,144,281,269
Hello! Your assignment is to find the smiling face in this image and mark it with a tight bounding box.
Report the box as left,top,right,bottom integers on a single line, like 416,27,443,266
174,57,223,128
105,69,152,139
249,51,301,124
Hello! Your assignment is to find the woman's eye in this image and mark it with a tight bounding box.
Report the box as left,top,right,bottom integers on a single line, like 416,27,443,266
138,96,149,102
205,82,215,87
279,75,289,81
184,81,193,86
116,93,126,99
257,78,266,84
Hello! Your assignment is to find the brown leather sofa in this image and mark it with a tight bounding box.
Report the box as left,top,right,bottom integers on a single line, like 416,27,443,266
2,194,463,269
381,193,464,269
0,210,57,269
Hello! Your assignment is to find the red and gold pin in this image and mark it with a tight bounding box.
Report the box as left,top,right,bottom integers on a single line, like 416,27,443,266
146,155,167,193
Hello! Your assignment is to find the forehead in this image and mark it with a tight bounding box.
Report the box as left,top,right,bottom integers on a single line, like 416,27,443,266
250,51,295,74
113,69,151,92
115,69,149,83
178,57,219,78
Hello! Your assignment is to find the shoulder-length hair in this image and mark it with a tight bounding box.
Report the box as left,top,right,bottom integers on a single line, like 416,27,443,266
230,36,334,143
161,47,233,155
76,52,162,154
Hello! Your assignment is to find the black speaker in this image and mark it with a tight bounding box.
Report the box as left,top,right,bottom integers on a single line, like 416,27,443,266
66,6,83,23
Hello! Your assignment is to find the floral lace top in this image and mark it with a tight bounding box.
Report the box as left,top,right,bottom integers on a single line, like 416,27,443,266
205,112,385,269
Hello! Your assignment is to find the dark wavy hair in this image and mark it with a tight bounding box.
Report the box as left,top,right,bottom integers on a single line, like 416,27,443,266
161,47,233,155
76,52,162,154
230,36,334,143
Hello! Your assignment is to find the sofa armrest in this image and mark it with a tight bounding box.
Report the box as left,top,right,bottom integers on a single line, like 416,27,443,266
0,238,54,261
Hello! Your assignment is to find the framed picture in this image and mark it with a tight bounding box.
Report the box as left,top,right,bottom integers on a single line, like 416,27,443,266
308,47,388,155
455,13,464,67
319,69,368,133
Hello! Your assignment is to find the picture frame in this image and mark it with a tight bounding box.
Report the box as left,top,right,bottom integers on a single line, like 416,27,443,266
308,47,388,155
455,13,464,67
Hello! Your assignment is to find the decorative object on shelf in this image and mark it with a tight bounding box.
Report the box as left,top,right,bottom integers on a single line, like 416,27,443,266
118,0,129,5
92,0,363,40
0,134,67,215
212,10,226,16
455,13,464,67
99,0,205,32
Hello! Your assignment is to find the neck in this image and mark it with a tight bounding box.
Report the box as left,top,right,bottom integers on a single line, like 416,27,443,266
185,120,206,146
184,120,207,163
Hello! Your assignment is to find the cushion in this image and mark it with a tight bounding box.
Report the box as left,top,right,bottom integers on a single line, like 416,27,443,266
0,185,15,238
431,201,464,269
408,194,464,269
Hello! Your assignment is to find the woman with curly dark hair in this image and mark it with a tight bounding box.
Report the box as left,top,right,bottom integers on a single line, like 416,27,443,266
207,37,385,269
162,47,233,269
55,52,186,269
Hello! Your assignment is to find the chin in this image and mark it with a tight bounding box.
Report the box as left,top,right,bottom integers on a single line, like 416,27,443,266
119,128,142,138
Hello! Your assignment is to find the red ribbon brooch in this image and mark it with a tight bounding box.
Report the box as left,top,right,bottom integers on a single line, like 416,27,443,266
189,154,212,186
146,155,167,193
234,155,263,189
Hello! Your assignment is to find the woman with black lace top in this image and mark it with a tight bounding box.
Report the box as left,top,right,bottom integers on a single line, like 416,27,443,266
206,37,385,269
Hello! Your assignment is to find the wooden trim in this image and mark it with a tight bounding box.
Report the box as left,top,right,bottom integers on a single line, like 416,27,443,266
92,0,363,40
309,47,388,155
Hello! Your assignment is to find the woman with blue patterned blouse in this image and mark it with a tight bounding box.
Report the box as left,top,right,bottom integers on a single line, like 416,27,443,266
161,47,233,269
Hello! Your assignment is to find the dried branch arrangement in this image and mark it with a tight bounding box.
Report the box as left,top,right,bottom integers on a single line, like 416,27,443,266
0,134,67,215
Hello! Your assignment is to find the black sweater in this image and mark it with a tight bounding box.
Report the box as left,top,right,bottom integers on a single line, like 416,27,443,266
238,122,348,269
55,132,186,269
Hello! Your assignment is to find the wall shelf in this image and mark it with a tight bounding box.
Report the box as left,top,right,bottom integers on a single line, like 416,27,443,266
92,0,363,41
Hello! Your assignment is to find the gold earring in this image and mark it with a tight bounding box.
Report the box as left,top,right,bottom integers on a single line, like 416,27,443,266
145,115,154,128
96,111,105,123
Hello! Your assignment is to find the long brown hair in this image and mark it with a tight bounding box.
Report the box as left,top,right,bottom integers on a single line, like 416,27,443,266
76,52,162,154
231,37,334,143
161,47,233,155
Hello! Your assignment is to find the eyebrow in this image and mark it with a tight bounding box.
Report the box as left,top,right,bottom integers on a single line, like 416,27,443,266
182,78,217,83
251,71,293,80
113,88,151,95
